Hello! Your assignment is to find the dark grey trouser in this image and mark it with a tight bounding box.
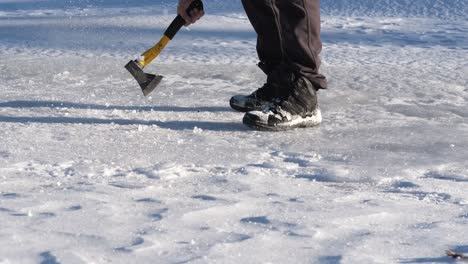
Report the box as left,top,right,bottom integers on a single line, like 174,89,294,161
241,0,327,90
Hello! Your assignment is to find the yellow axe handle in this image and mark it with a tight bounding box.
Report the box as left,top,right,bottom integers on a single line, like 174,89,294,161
139,35,171,68
137,0,203,68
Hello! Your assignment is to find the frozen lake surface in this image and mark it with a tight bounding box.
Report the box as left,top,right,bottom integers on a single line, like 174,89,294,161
0,0,467,263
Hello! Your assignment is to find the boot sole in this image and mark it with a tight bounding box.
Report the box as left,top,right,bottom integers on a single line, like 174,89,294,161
243,112,321,132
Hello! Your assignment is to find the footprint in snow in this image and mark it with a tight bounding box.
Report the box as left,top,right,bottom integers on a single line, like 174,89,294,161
390,181,420,189
240,216,271,225
66,205,82,211
114,237,145,253
424,171,468,182
0,151,10,158
10,212,28,217
285,231,310,238
272,151,321,167
318,255,343,264
1,193,19,199
39,251,60,264
288,197,305,203
191,195,218,201
135,198,161,203
223,233,252,243
412,222,440,230
295,169,337,183
384,189,452,203
0,207,14,213
459,213,468,219
38,212,56,218
149,208,168,221
109,182,146,190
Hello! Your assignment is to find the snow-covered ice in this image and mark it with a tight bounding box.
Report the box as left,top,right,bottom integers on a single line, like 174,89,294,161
1,0,467,263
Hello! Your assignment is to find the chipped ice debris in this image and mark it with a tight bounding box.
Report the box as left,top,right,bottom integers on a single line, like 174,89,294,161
193,126,203,133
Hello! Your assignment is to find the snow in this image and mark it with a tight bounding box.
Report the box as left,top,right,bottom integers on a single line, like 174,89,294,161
1,0,468,263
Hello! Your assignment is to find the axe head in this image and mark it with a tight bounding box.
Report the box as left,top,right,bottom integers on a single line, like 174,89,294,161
125,60,163,96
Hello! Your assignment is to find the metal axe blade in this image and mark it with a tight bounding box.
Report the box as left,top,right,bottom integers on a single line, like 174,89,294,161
125,60,163,97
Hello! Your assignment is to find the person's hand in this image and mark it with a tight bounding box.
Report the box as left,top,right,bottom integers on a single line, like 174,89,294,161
178,0,204,26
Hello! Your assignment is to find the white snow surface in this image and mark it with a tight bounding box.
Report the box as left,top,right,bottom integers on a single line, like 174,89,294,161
1,0,468,263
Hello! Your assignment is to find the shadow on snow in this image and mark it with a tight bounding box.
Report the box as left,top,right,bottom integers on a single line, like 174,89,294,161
0,100,245,132
0,115,246,132
400,245,468,263
0,100,231,113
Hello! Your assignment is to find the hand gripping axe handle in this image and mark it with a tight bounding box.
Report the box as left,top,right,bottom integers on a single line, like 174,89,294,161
125,0,204,96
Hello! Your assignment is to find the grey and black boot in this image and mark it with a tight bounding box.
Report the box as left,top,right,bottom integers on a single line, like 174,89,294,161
229,62,278,112
229,82,276,112
243,73,321,131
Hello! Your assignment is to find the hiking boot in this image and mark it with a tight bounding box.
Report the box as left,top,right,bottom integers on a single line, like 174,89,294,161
229,62,278,112
242,73,322,131
229,82,276,112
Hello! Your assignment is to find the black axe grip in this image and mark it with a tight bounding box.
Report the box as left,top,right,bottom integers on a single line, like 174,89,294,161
164,0,204,39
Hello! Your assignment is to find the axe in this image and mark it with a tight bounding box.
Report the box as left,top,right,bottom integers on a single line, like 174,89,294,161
125,0,204,96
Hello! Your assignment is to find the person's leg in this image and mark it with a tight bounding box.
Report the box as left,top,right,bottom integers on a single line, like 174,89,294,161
241,0,282,74
276,0,327,90
242,0,326,130
230,0,284,112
